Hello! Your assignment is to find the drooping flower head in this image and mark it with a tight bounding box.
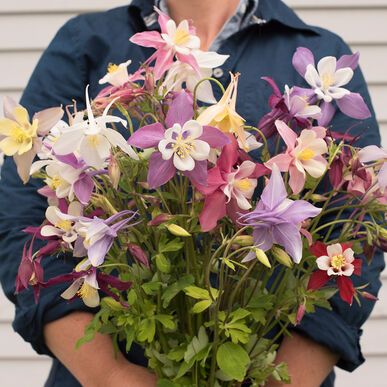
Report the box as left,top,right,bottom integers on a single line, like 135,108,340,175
358,145,387,192
308,241,362,305
265,120,328,194
128,91,230,188
292,47,371,126
239,164,321,263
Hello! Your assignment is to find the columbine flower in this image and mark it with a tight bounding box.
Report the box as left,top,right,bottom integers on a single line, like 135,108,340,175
53,87,138,169
75,210,138,267
47,260,132,308
41,201,83,246
265,120,328,194
238,164,321,263
130,8,200,79
99,60,132,87
195,138,264,231
292,47,371,126
161,50,229,103
0,97,63,183
197,73,249,150
128,91,229,188
358,145,387,192
307,241,362,305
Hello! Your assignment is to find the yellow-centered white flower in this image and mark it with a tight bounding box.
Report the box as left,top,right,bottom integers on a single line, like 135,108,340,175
99,60,132,87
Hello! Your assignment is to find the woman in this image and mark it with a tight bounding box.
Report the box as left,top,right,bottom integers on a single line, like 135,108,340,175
0,0,383,386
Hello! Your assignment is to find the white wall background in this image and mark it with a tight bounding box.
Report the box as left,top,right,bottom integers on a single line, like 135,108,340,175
0,0,386,386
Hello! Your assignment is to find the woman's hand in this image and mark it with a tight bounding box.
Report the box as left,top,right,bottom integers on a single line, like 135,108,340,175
267,332,339,387
44,311,157,387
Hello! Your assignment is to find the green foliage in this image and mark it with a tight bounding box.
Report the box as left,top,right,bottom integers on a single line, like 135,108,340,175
216,342,250,382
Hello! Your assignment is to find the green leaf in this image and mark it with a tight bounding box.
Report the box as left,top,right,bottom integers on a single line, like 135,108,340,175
157,380,176,387
137,318,156,343
230,308,250,323
223,257,235,271
159,235,185,253
102,297,124,311
184,286,209,300
142,281,161,295
216,342,250,382
184,326,209,363
127,289,137,305
191,300,212,314
162,275,194,308
155,314,176,330
155,253,171,273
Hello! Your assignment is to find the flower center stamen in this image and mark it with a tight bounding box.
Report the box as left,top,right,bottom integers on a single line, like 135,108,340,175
11,126,32,144
172,133,195,159
78,282,96,301
331,254,346,270
56,219,73,232
107,63,119,73
234,179,253,192
173,29,190,46
298,148,315,161
321,73,334,90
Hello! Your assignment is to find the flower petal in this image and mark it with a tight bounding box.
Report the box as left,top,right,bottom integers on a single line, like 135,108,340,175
292,47,315,77
336,93,371,120
147,152,176,188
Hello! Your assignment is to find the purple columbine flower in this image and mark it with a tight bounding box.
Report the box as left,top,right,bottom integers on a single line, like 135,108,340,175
238,164,321,263
76,210,139,267
292,47,371,126
128,90,230,188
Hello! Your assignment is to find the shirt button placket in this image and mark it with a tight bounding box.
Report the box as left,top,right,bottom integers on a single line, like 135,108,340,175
213,67,224,79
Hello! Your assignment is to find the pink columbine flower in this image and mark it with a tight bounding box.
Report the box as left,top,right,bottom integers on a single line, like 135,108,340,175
195,137,264,231
130,8,200,79
265,120,328,194
292,47,371,126
308,242,362,305
128,91,229,188
358,145,387,192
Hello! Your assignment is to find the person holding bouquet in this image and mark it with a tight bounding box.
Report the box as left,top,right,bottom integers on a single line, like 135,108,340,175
0,0,384,386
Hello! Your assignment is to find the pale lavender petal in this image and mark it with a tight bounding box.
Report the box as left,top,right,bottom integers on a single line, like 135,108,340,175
273,223,303,263
128,123,165,149
378,162,387,190
241,251,256,263
74,174,94,205
336,52,360,70
88,236,113,267
184,160,208,186
292,47,315,77
260,164,287,210
165,90,194,128
358,145,387,163
147,152,176,188
253,227,274,251
199,126,230,148
318,101,336,127
282,200,321,224
336,93,371,120
55,153,83,169
73,237,87,257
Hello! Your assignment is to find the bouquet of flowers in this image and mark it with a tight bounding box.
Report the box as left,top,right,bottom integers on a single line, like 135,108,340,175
1,9,386,386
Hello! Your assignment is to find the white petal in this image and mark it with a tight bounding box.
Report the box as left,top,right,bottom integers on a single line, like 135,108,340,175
193,50,229,68
53,130,83,155
316,255,331,271
334,68,354,87
327,243,343,257
234,190,252,210
166,19,177,37
158,140,175,160
41,225,62,237
61,280,82,300
182,120,203,139
304,65,321,88
328,87,350,100
80,135,110,169
84,270,100,289
191,140,210,160
343,248,355,263
173,153,195,171
341,264,355,276
68,201,83,217
317,56,337,77
45,206,61,225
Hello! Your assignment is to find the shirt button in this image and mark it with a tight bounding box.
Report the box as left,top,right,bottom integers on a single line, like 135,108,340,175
213,68,224,78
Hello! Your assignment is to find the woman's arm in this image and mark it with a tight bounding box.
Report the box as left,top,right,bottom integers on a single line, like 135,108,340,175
44,312,157,387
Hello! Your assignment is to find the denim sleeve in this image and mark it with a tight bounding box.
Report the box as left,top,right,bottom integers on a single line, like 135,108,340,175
293,35,385,371
0,17,95,356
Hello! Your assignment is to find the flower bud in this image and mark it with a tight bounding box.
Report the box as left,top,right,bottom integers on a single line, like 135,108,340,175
234,235,254,247
360,291,378,302
108,156,121,190
254,248,271,268
128,243,150,268
310,194,328,202
271,246,293,268
148,213,173,226
295,304,306,325
166,224,191,237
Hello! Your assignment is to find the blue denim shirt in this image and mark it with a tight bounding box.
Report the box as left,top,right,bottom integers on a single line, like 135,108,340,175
0,0,384,386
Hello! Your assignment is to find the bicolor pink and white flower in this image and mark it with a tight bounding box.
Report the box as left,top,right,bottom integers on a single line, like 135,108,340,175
316,243,356,277
53,87,138,169
292,47,371,126
128,91,229,188
265,120,328,194
130,8,201,79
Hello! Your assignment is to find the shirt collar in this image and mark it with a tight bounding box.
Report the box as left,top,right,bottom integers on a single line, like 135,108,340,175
128,0,320,35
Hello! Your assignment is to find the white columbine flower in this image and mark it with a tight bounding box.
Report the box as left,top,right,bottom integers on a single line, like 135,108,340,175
99,60,132,87
53,87,138,169
316,243,355,276
304,56,354,103
158,120,210,171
